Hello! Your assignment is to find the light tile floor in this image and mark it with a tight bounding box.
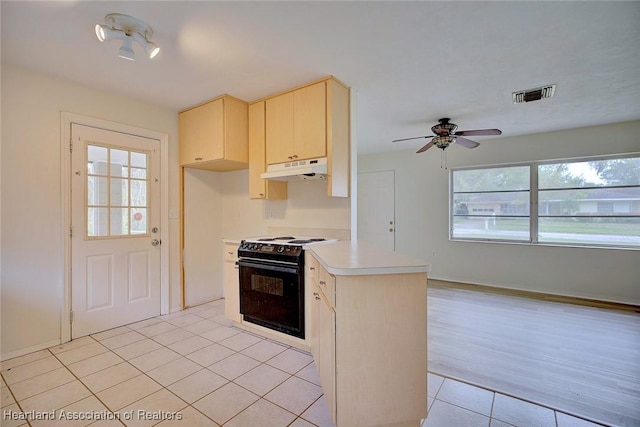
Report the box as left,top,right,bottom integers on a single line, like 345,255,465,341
1,299,607,427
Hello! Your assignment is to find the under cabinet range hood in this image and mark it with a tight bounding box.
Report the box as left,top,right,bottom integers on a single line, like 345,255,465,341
261,157,328,181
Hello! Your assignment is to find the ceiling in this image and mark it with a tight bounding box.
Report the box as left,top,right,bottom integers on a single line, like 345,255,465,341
2,1,639,155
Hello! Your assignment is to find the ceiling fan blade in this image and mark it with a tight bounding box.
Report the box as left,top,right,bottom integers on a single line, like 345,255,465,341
393,135,434,143
454,129,502,136
416,141,434,153
455,136,480,149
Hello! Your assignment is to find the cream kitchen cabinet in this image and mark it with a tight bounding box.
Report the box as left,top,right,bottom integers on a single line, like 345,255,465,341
179,95,249,171
248,101,287,200
265,81,326,165
223,242,241,323
306,243,428,427
259,77,350,198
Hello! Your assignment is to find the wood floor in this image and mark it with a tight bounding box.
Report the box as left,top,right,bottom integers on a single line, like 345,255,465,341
427,283,640,427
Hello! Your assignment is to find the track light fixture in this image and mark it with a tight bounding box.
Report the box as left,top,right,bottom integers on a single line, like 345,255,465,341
95,13,160,60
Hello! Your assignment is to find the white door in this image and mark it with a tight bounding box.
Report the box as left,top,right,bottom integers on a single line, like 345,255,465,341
71,124,161,338
358,170,395,250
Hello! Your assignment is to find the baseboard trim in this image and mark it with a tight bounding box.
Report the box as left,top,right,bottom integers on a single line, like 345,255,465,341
428,279,640,313
1,339,61,363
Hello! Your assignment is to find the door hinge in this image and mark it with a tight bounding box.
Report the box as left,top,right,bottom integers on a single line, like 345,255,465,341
70,311,74,323
69,140,73,153
70,226,73,238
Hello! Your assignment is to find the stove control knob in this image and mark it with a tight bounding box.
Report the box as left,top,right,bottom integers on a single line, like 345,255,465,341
277,246,285,253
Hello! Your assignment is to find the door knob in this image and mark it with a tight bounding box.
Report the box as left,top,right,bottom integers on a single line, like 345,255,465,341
151,239,161,246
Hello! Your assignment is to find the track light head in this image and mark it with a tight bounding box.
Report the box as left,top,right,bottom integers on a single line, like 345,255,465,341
131,32,160,59
146,41,160,59
118,37,135,61
95,24,121,42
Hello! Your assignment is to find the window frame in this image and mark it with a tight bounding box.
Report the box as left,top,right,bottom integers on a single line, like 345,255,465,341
449,153,640,250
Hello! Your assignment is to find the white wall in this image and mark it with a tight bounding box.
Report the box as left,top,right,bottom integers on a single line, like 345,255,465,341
221,170,351,239
1,64,181,358
183,169,224,307
358,121,640,305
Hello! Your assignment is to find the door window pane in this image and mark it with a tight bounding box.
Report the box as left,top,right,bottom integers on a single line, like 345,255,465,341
130,208,147,234
110,208,129,236
110,178,128,206
130,180,147,207
110,149,128,177
88,207,109,237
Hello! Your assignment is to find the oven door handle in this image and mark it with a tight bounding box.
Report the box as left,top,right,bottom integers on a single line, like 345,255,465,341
236,259,300,275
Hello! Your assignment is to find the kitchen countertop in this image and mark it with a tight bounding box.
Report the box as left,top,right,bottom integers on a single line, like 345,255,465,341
223,238,243,245
307,240,431,276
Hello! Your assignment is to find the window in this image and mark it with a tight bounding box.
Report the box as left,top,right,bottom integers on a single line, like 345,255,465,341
451,155,640,249
451,166,530,242
86,143,149,238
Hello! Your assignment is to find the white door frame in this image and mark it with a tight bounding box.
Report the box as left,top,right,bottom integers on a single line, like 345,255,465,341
61,112,170,344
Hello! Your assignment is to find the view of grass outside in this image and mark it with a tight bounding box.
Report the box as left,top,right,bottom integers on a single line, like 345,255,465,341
451,156,640,248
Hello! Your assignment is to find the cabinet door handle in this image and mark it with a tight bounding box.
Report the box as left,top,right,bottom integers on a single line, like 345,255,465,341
315,296,321,301
309,267,315,271
259,193,264,197
313,292,319,296
288,156,293,160
292,154,298,159
227,252,233,255
195,157,203,161
319,280,326,285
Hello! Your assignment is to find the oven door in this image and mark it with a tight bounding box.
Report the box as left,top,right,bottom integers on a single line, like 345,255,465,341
237,258,305,339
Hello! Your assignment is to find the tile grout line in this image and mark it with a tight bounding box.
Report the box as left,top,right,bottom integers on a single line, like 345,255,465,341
428,370,610,426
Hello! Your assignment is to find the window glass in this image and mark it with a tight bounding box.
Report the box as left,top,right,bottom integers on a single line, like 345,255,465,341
537,157,639,247
86,144,149,239
452,166,530,242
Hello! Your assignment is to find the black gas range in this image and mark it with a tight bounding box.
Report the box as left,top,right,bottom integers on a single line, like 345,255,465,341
237,236,335,339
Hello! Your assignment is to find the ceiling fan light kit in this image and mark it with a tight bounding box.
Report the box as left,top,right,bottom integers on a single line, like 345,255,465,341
95,13,160,60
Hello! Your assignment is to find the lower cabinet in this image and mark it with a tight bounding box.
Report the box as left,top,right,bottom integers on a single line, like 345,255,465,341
306,252,428,427
223,242,241,323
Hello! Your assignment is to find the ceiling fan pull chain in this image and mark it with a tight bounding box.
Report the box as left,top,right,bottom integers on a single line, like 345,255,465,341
441,149,447,169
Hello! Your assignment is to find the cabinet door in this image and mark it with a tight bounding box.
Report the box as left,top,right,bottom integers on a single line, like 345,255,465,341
317,286,336,423
223,243,241,323
265,91,295,165
249,102,287,199
309,283,320,362
249,102,267,198
179,99,224,165
294,81,327,160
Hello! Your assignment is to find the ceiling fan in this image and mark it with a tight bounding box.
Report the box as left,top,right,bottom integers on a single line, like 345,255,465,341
393,118,502,153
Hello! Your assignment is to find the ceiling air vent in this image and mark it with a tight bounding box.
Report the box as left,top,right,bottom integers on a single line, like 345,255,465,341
512,84,556,104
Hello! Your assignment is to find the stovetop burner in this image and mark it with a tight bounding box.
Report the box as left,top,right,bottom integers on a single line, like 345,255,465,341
287,238,326,244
